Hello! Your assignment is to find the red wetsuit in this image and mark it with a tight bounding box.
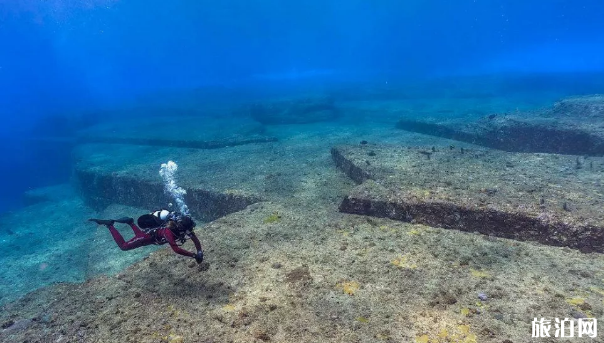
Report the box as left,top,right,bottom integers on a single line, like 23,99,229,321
108,222,202,258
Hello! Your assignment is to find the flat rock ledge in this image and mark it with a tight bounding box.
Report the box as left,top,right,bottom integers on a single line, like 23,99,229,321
396,95,604,156
332,144,604,253
250,96,339,124
76,116,277,149
76,168,260,222
79,135,277,149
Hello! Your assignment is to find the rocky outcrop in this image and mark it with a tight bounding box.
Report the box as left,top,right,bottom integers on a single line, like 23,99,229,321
76,168,260,222
396,95,604,156
333,144,604,253
250,97,338,124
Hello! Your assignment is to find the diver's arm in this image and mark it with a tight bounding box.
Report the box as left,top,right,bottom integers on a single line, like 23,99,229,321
164,229,196,258
189,231,203,263
188,232,202,253
189,232,204,264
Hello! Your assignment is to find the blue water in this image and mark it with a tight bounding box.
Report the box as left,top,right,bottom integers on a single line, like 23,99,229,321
2,1,604,212
0,2,602,208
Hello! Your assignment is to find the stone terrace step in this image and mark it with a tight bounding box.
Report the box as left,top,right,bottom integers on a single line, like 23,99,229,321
249,96,339,124
74,143,269,222
77,169,258,222
332,144,604,253
396,95,604,156
76,116,276,149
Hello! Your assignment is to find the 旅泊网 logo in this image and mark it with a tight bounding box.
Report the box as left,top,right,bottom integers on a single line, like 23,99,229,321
532,318,597,338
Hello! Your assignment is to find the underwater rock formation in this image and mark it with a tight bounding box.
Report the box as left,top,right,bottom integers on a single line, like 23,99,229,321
332,144,604,253
396,95,604,156
250,96,338,124
76,167,261,222
77,117,276,149
22,184,75,206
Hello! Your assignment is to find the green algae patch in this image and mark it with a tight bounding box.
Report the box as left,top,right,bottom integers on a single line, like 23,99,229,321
566,297,585,306
565,296,594,317
263,212,281,224
470,269,491,278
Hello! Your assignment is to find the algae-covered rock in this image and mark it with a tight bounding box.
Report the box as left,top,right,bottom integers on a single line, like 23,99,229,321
333,144,604,253
396,94,604,156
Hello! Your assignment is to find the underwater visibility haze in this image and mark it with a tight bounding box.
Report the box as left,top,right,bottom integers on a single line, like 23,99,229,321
1,0,604,342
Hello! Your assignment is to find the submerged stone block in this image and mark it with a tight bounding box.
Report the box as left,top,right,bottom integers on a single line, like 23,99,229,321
332,144,604,253
76,168,261,222
396,95,604,156
77,117,276,149
250,96,338,124
23,184,76,206
81,136,277,149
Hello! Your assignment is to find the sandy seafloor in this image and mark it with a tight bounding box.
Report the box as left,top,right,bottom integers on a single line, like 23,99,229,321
1,94,604,343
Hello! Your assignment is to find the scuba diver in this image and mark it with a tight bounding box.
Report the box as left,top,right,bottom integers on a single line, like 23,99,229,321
89,209,204,264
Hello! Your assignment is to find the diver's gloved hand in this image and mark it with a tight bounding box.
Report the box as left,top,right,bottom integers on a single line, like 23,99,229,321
195,251,204,264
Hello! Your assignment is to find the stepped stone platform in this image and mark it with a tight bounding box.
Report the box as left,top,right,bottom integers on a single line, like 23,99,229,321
396,95,604,156
332,144,604,253
250,96,338,124
74,143,270,221
22,184,76,206
76,116,276,149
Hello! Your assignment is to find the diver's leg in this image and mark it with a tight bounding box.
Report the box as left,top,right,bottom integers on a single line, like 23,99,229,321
107,225,153,251
128,223,146,236
111,217,147,239
121,235,154,250
107,225,128,249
